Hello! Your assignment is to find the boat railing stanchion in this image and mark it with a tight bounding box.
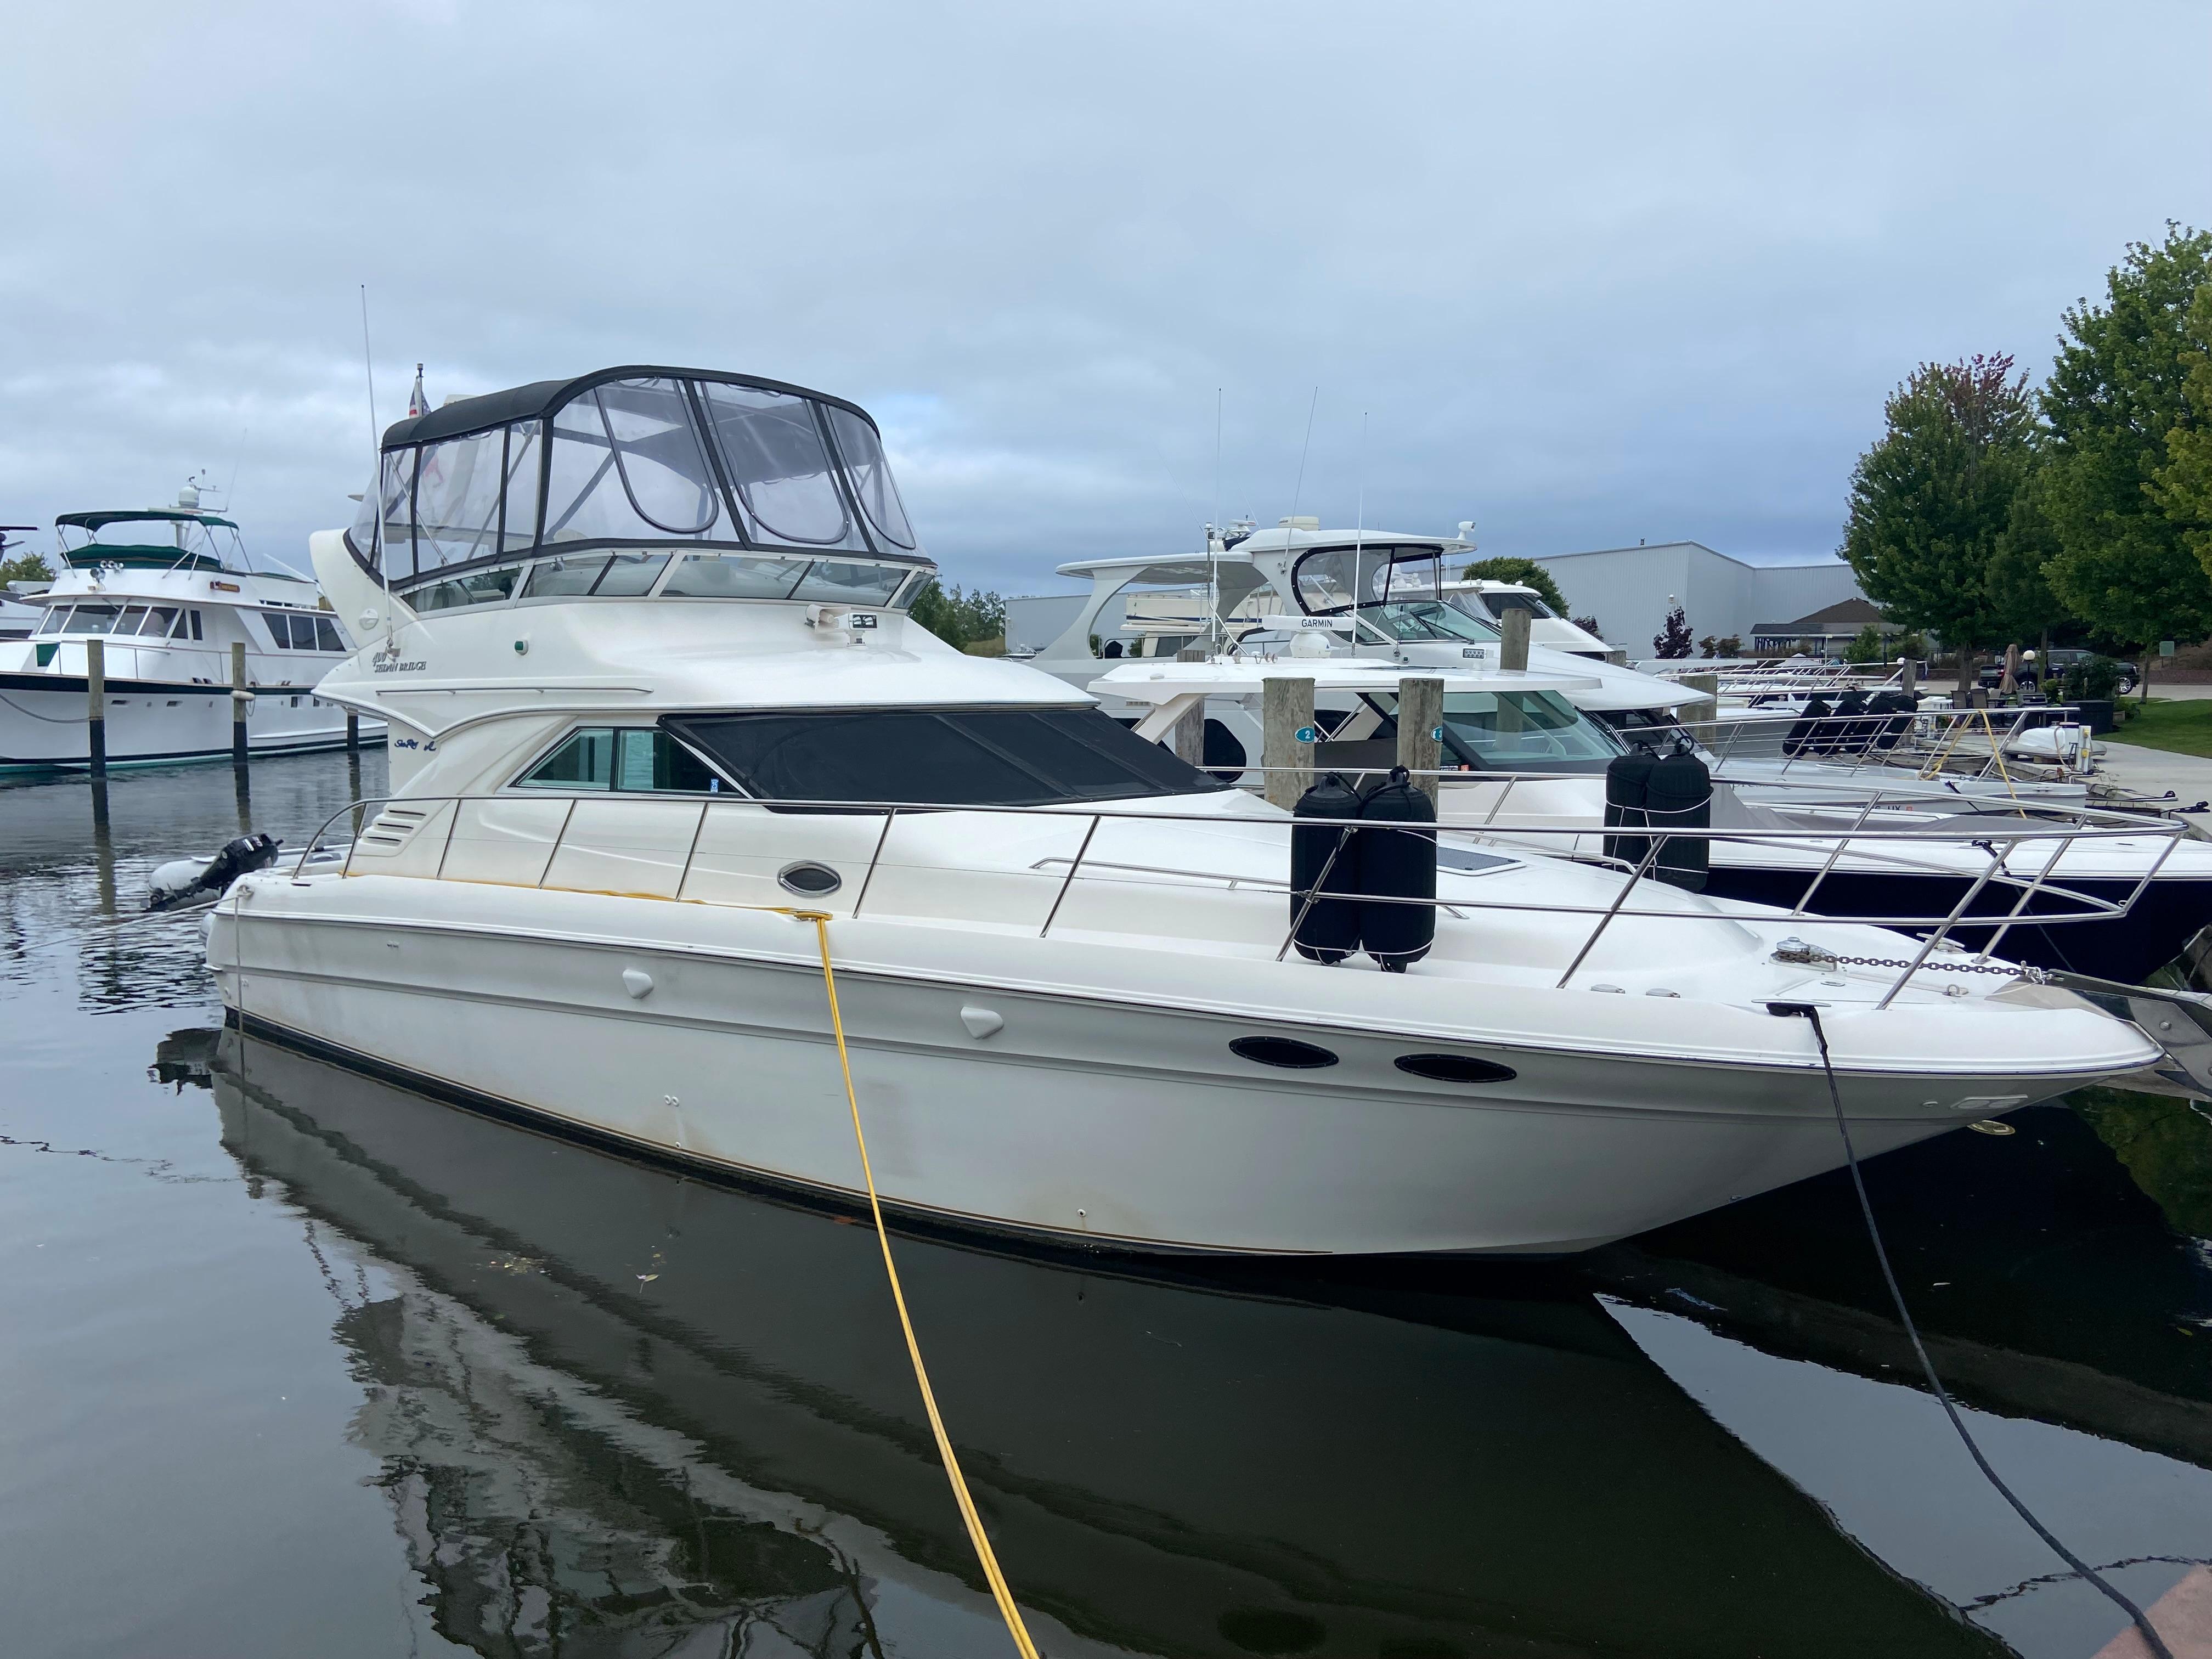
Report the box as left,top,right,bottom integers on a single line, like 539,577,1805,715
1788,794,1883,918
849,806,900,918
539,798,579,888
230,641,250,770
1970,829,2084,966
673,800,710,902
1554,835,1666,990
85,636,106,778
1876,839,2012,1010
1479,773,1520,827
1039,814,1103,939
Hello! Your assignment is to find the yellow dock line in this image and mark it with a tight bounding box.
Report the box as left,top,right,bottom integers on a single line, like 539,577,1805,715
798,910,1043,1659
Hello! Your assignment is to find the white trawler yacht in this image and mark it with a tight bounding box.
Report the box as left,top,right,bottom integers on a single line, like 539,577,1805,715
0,489,377,770
208,366,2179,1257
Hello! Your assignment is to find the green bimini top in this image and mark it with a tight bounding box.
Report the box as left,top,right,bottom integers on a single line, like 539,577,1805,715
58,545,229,572
55,509,241,533
55,507,243,572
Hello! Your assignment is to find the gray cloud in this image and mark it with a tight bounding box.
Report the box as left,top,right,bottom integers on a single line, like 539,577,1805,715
4,0,2206,597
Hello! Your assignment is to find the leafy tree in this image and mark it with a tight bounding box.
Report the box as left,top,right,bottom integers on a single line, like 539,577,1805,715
1460,556,1568,615
2152,274,2212,585
2042,223,2212,696
1570,614,1602,637
1841,624,1889,664
1841,353,2044,679
1984,465,2070,648
0,550,53,585
1652,605,1693,658
908,579,1007,653
1696,634,1743,658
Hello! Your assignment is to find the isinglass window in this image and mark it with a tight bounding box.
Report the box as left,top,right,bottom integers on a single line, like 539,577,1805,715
515,727,727,793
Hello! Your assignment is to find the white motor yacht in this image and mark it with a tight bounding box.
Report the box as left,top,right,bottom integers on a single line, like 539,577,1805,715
1030,530,1696,738
1094,656,2212,984
1442,577,1616,659
208,366,2180,1258
0,492,380,770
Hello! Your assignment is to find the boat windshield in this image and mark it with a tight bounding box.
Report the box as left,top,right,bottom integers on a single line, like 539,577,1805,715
662,707,1228,808
1477,592,1566,628
1356,600,1496,645
1291,545,1446,613
1369,689,1623,772
352,370,931,602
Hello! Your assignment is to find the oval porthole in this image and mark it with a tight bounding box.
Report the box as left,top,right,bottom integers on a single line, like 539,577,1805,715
1394,1052,1517,1085
777,861,843,896
1230,1035,1339,1070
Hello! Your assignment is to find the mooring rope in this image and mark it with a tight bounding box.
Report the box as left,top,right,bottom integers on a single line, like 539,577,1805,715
799,910,1042,1659
1769,999,2175,1659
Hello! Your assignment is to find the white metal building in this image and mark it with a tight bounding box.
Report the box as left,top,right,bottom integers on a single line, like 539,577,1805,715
1522,542,1864,656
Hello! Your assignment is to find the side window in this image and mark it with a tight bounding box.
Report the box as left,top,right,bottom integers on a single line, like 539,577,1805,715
518,728,616,789
314,617,346,651
36,607,68,635
517,727,724,792
189,610,204,641
614,727,723,792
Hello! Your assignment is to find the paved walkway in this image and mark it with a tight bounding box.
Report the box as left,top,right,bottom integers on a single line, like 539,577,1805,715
2095,739,2212,808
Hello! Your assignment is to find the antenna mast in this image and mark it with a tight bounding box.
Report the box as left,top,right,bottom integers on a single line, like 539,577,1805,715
359,285,392,631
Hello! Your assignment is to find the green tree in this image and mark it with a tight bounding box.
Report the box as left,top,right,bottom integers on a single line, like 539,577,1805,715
2042,223,2212,696
1459,556,1568,614
0,550,53,585
1841,624,1889,664
1841,353,2045,678
1982,464,2072,654
907,579,1007,653
2151,275,2212,583
1652,605,1693,658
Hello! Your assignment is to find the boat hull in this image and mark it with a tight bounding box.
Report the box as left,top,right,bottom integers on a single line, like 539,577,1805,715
0,672,382,770
209,880,2112,1257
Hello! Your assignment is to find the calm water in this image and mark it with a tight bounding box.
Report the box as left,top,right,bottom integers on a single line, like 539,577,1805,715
2,752,2209,1658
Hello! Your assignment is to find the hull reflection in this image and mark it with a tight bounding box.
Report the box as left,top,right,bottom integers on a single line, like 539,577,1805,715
1593,1097,2212,1471
210,1024,2005,1658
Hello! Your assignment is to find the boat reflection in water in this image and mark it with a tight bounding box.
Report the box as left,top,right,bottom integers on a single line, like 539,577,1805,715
207,1026,2005,1659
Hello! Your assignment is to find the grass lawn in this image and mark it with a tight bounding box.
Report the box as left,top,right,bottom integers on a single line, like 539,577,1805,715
2105,697,2212,757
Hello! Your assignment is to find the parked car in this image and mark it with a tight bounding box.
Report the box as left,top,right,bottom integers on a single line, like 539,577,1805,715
1976,650,2138,697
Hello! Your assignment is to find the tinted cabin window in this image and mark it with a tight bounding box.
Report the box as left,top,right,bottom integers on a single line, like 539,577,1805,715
521,728,616,789
663,707,1227,807
518,727,724,793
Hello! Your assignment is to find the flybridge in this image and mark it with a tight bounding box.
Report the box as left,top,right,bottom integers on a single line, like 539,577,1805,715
347,367,933,607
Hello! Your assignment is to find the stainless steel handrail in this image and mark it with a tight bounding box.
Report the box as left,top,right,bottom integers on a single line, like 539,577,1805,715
287,788,2187,1007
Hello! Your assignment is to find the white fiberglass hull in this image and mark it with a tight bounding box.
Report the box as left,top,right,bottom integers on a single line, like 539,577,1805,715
0,672,382,770
209,867,2149,1257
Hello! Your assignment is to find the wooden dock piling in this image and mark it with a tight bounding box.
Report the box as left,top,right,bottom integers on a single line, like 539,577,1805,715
230,642,250,767
1262,676,1316,810
84,638,106,777
1499,611,1532,672
1396,676,1443,802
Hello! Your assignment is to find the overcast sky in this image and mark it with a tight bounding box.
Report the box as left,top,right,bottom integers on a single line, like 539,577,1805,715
5,1,2207,602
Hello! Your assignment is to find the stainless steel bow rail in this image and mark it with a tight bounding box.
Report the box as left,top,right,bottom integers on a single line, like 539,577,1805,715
287,786,2185,1008
1697,702,2097,787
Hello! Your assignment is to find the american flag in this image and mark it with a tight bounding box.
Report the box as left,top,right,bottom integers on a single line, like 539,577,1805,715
408,364,429,419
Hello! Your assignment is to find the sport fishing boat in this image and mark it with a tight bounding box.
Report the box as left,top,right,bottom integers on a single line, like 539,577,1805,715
0,489,379,770
1097,656,2212,982
207,365,2183,1258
